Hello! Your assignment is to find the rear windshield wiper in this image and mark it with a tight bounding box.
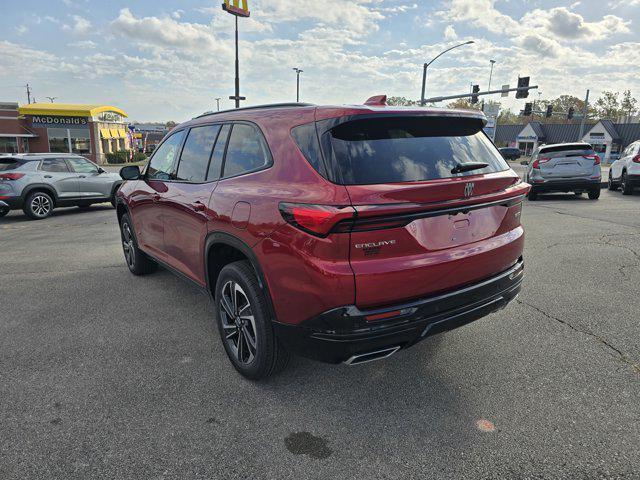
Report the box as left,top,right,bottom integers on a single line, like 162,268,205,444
451,162,489,174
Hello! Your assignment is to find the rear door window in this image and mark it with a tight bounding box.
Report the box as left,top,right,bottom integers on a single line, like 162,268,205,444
207,124,231,181
41,159,71,172
222,124,271,178
175,124,221,183
322,116,508,185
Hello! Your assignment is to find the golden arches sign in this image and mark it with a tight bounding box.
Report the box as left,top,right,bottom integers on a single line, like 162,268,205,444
223,0,250,17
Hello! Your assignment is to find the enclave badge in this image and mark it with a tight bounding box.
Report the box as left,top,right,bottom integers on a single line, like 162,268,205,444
464,182,475,198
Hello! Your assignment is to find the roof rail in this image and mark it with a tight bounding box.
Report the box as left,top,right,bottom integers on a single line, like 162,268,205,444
195,102,315,119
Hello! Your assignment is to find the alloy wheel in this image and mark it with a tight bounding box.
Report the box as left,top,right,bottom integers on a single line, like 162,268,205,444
31,195,51,217
219,281,258,364
122,222,136,269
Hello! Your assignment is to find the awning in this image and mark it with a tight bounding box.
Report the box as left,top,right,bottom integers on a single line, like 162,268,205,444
117,129,127,139
100,128,112,139
110,128,120,138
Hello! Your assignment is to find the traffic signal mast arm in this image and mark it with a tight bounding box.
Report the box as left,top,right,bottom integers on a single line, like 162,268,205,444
423,85,538,103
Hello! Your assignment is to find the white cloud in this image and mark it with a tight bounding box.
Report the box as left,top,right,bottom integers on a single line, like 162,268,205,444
520,7,630,41
67,40,97,49
15,25,28,35
62,15,92,35
444,25,457,40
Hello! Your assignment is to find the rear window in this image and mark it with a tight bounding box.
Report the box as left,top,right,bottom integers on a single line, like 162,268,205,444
539,144,594,158
320,116,508,185
0,159,20,171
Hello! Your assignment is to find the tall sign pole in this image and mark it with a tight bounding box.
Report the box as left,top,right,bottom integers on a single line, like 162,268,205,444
222,1,250,108
578,89,590,141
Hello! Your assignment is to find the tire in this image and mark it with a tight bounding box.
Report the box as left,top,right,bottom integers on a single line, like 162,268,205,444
608,171,618,191
621,171,634,195
119,213,157,275
0,208,8,218
110,195,117,208
588,187,600,200
215,260,290,380
527,189,538,201
23,191,54,220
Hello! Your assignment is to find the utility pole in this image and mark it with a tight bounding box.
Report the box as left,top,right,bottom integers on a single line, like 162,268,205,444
292,68,303,102
222,1,250,108
487,60,496,91
578,89,590,140
215,97,221,111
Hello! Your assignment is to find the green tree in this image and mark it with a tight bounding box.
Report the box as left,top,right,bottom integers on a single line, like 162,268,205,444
446,98,480,110
621,90,638,117
386,96,418,106
594,91,621,119
497,108,521,125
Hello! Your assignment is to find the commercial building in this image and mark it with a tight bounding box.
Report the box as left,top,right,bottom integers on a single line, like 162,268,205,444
0,102,130,164
495,120,640,163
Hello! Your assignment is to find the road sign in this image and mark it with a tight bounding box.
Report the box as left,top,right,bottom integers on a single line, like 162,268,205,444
501,85,509,97
223,0,250,17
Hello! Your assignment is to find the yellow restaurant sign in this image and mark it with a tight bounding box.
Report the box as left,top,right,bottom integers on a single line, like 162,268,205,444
222,0,250,17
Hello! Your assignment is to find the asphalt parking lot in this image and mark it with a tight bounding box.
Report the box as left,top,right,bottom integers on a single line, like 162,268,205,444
1,190,639,479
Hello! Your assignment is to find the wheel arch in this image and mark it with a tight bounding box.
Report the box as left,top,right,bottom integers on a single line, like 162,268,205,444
204,232,277,321
21,184,58,206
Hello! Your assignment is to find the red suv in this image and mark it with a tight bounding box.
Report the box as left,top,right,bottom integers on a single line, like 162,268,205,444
116,98,529,379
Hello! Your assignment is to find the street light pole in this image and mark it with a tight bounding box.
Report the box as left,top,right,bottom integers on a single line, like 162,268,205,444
215,97,221,111
487,59,496,91
292,68,303,102
222,1,250,108
420,40,474,106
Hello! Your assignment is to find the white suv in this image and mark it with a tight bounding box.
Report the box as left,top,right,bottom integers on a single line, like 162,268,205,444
609,141,640,195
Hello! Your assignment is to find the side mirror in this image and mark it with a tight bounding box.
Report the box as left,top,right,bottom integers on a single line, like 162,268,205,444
97,167,106,174
120,165,141,180
520,160,529,165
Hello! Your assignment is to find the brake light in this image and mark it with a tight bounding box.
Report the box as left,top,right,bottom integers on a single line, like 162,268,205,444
279,203,355,237
633,154,640,164
0,173,25,181
532,157,550,169
583,154,601,165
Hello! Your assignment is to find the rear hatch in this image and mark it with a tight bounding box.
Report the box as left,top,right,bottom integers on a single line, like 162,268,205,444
0,158,22,198
537,144,599,179
316,113,528,308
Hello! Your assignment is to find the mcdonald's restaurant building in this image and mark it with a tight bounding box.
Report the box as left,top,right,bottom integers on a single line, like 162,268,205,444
8,103,131,164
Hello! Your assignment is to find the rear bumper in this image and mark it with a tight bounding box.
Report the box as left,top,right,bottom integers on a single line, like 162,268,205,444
530,178,601,192
625,174,640,187
274,257,524,364
0,197,21,209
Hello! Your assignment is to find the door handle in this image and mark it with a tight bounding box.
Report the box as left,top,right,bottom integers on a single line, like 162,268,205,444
192,201,206,212
78,175,86,178
44,175,52,178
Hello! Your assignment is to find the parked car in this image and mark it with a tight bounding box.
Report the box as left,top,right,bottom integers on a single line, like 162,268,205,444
608,140,640,195
499,147,521,161
0,154,122,219
524,143,601,200
116,99,530,379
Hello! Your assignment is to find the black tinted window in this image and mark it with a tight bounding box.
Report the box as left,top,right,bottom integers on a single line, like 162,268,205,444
291,123,326,176
0,160,20,171
207,124,230,181
223,124,271,178
148,131,185,180
324,117,508,185
176,125,221,182
539,145,594,158
41,159,70,172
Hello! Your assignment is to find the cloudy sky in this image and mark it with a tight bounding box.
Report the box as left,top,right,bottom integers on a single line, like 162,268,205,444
1,0,638,122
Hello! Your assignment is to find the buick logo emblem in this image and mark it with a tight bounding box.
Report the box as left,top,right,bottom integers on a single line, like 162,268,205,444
464,182,475,198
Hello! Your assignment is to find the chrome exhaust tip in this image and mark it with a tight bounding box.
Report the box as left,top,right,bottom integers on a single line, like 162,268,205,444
344,346,401,366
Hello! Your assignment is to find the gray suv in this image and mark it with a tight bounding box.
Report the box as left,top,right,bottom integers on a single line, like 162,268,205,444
0,154,122,219
524,143,601,200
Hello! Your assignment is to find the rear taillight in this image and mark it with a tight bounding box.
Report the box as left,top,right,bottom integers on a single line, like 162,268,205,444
532,157,550,169
0,173,25,181
583,154,601,165
279,203,355,237
633,154,640,164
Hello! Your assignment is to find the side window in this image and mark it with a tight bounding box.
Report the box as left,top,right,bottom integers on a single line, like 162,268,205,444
175,124,221,183
66,157,98,174
222,124,271,178
207,124,231,181
147,131,185,180
40,159,70,173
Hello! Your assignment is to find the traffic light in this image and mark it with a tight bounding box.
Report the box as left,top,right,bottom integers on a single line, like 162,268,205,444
471,85,480,104
523,103,532,116
546,105,553,118
516,76,530,99
568,107,575,120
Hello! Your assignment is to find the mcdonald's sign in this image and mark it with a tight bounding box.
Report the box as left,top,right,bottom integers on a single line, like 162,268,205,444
222,0,250,17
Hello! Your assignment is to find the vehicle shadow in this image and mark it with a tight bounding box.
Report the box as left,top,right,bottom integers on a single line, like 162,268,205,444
0,204,114,224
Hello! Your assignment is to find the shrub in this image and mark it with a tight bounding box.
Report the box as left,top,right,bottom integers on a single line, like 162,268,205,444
105,150,147,164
